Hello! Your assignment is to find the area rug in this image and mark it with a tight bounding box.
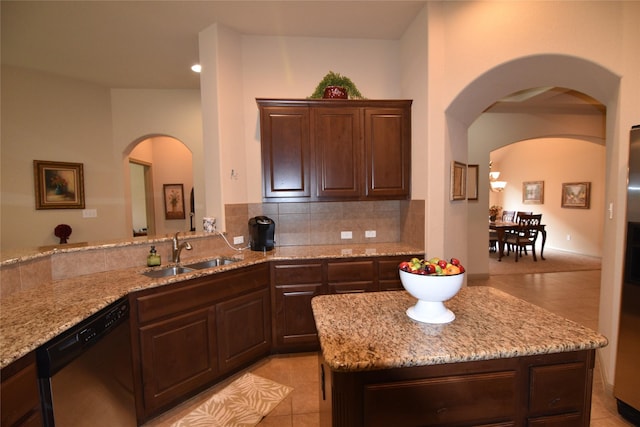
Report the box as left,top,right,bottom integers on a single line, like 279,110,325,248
170,373,293,427
489,247,601,276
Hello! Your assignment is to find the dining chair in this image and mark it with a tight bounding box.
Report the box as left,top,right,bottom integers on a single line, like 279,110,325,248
489,229,498,252
513,211,534,255
505,214,542,262
502,210,516,222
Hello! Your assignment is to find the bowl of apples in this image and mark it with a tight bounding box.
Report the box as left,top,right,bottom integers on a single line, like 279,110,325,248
398,257,465,324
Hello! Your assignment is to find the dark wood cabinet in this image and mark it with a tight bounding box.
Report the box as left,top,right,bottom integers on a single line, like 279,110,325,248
320,350,595,427
271,255,422,353
216,288,271,373
271,261,325,353
364,108,411,198
130,264,270,423
257,99,412,202
1,352,43,427
138,307,218,416
327,259,376,294
313,107,362,199
259,105,311,199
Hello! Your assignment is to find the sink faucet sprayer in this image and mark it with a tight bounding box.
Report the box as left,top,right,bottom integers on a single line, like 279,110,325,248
172,232,192,263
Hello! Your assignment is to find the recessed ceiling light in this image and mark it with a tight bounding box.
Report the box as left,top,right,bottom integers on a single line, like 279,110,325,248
191,64,202,73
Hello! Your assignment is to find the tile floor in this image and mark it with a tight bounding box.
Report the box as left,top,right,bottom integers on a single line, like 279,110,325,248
147,269,633,426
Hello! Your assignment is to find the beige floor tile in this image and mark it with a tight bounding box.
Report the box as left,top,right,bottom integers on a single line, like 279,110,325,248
291,412,321,427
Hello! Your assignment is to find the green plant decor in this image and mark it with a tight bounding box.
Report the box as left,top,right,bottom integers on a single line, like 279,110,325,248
309,71,365,99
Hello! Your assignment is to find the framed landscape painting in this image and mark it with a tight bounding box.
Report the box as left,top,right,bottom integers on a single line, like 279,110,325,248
34,160,85,209
562,182,591,209
522,181,544,204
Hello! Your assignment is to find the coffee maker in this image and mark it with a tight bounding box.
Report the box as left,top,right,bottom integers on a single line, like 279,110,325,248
248,216,275,251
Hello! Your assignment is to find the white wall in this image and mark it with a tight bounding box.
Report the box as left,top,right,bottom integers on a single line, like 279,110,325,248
491,138,605,256
1,66,120,249
111,89,203,237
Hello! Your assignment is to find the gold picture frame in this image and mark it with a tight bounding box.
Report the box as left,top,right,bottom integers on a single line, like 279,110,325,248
450,161,467,201
163,183,186,219
34,160,85,209
562,182,591,209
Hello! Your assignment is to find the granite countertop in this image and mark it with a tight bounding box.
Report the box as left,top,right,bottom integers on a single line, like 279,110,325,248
311,287,609,372
0,243,422,369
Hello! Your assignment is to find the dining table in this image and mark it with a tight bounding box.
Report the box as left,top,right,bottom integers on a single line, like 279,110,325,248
490,220,547,261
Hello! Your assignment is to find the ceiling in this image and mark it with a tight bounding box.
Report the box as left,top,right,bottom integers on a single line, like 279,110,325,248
1,1,604,113
1,0,426,89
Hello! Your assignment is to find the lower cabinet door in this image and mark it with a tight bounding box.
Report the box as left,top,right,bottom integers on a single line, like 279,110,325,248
273,283,324,351
138,307,218,415
216,288,271,373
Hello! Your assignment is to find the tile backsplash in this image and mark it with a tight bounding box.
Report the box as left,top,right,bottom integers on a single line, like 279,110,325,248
225,200,425,248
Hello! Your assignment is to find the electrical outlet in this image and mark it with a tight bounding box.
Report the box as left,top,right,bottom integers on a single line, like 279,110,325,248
566,234,571,241
82,209,97,218
365,230,376,238
341,231,353,239
233,236,244,245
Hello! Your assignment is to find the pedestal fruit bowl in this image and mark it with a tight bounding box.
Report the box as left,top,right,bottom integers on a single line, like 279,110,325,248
398,257,465,324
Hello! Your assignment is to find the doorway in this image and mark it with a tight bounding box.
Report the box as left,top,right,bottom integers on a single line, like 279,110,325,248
129,160,155,237
125,135,193,238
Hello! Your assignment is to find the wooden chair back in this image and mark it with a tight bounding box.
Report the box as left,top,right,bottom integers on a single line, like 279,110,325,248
505,214,542,261
516,211,533,223
502,210,516,222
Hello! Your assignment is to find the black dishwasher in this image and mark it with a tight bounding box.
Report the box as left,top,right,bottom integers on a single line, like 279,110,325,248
36,297,136,427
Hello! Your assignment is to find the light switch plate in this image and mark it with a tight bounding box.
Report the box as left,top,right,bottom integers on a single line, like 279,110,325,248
341,231,353,239
365,230,376,238
82,209,97,218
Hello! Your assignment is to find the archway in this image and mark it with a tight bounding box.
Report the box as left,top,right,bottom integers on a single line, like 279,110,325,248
123,135,193,238
444,53,620,385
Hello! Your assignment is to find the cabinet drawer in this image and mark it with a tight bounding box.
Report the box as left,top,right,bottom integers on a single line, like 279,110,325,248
136,265,268,324
528,412,583,426
529,362,586,415
327,261,374,282
273,262,323,285
363,371,517,427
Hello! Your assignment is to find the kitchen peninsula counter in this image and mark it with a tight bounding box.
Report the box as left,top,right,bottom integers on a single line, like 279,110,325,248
0,242,421,369
311,287,608,426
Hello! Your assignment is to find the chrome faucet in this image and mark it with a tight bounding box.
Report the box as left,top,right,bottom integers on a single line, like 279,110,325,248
171,232,192,263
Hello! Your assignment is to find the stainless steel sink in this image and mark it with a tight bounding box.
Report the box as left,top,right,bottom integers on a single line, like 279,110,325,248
184,257,238,270
142,266,196,278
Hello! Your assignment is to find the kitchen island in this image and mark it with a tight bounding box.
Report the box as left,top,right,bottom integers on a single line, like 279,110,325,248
311,287,608,427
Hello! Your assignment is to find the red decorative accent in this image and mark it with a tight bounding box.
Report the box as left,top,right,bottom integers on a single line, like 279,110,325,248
323,86,348,99
54,224,72,244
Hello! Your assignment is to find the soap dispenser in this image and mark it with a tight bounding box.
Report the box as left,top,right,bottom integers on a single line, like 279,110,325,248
147,245,161,267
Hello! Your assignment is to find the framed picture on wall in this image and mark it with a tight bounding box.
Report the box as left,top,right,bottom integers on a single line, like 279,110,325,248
163,184,186,219
33,160,85,209
450,161,467,201
522,181,544,204
561,182,591,209
467,164,479,201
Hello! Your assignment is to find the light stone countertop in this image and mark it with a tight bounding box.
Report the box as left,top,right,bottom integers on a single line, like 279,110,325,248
311,287,609,372
0,243,422,369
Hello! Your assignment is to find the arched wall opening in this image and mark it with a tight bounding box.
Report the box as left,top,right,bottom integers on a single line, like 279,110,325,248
122,135,194,238
444,53,621,387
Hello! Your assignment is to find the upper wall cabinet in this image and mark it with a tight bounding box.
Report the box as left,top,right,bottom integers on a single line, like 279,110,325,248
257,99,412,202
